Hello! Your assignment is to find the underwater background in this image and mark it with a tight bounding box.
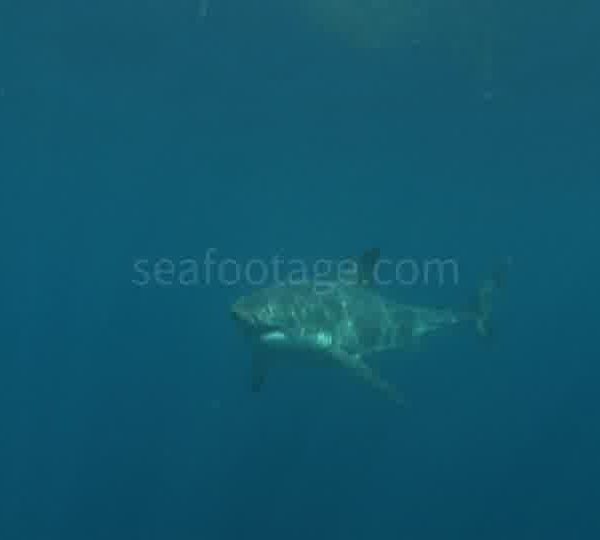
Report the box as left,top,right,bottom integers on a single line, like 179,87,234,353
1,1,598,538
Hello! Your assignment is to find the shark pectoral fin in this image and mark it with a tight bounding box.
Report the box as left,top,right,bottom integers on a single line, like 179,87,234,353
251,354,268,393
333,350,404,406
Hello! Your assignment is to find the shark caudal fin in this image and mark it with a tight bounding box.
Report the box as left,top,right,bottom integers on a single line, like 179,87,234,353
473,257,512,338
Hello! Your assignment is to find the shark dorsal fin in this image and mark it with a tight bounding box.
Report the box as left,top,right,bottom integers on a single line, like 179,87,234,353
356,248,381,287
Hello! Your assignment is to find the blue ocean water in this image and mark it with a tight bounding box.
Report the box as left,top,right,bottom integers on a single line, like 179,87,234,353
1,1,598,539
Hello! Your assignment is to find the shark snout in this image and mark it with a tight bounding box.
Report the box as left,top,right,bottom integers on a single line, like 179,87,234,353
231,305,245,322
231,304,254,326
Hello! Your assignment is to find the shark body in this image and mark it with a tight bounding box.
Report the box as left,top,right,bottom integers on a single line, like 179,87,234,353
232,250,507,404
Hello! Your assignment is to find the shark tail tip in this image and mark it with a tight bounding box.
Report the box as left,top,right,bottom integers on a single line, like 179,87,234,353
474,256,512,339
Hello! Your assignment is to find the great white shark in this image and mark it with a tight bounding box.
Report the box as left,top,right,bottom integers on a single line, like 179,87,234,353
231,249,508,404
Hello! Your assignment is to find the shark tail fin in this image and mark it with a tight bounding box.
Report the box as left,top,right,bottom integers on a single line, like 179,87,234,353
473,257,512,338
